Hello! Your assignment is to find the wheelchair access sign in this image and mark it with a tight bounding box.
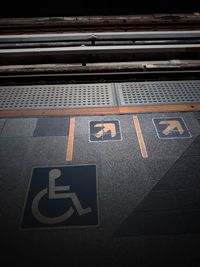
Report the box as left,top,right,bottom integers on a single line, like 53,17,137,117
21,165,98,229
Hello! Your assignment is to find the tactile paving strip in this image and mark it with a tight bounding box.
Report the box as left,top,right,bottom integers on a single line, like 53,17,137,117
0,80,200,111
116,80,200,106
0,83,116,109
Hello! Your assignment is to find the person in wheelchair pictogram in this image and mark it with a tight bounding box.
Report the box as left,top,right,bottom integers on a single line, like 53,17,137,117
31,169,92,224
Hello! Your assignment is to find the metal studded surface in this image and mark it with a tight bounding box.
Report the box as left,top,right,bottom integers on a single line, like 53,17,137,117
0,83,116,109
0,80,200,110
116,80,200,106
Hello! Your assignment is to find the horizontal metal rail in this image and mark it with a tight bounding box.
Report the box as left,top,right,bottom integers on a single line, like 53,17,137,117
0,44,199,58
1,40,200,50
1,70,200,86
1,70,200,78
1,31,200,43
0,60,200,74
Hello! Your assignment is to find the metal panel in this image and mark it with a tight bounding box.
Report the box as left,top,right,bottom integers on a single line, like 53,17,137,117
1,80,200,111
0,83,116,109
0,44,199,57
116,80,200,106
1,44,199,65
1,31,200,43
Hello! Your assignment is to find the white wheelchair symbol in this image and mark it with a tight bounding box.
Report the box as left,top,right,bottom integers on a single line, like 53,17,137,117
31,169,92,224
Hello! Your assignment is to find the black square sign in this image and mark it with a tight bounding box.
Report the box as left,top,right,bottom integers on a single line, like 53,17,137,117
21,165,98,229
153,117,191,139
89,120,122,142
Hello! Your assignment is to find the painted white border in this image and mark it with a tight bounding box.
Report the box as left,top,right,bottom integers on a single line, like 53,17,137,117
88,119,123,142
20,164,100,231
152,117,192,140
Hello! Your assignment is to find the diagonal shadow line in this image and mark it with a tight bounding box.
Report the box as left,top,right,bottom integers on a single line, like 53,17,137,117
114,133,200,237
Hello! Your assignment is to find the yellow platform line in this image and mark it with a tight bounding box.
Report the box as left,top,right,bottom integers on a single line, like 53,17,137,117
133,115,148,159
66,117,75,161
0,103,199,118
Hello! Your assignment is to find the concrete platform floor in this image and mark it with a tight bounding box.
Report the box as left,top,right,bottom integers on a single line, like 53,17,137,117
0,111,200,266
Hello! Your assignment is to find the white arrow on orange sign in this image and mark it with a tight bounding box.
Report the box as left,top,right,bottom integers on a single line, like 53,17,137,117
159,120,184,135
94,123,116,138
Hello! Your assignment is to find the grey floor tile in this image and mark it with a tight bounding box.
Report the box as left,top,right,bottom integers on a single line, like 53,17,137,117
72,133,103,164
112,235,200,267
34,117,69,136
101,133,141,162
143,131,198,160
0,137,30,164
176,189,200,209
155,156,200,191
98,132,164,192
0,162,31,231
75,115,103,135
100,159,156,192
114,132,200,237
1,118,37,137
0,119,5,134
155,170,196,191
137,190,177,211
171,156,200,173
183,135,200,156
74,118,138,164
115,210,186,236
143,158,178,181
1,113,200,267
24,136,68,164
193,111,200,120
182,210,200,234
3,229,75,266
111,237,178,267
190,165,200,189
99,190,147,235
